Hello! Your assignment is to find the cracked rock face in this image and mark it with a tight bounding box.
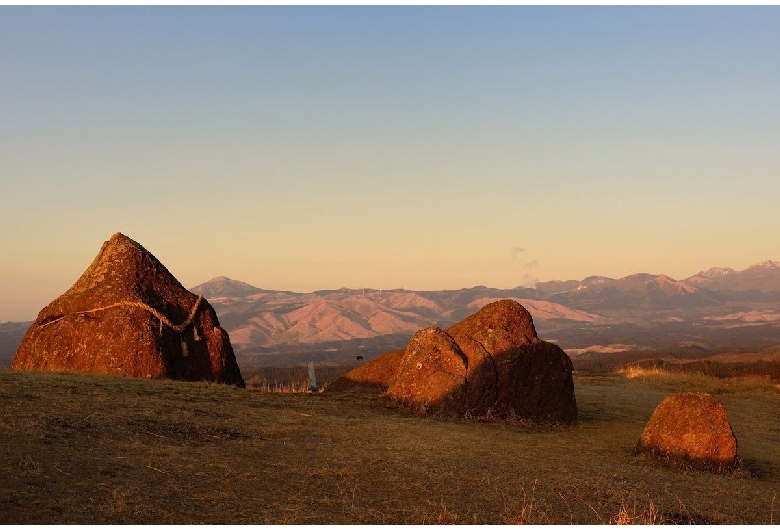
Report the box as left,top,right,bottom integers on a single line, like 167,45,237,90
12,233,244,387
330,300,577,423
637,392,737,470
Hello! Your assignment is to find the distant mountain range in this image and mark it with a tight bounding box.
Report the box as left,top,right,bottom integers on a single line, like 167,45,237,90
4,262,780,370
190,276,597,349
537,260,780,301
187,261,780,368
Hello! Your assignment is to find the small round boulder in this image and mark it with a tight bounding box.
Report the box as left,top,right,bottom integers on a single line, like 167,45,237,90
637,392,738,470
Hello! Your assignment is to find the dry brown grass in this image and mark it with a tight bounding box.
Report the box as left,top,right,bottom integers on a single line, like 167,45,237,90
250,380,313,393
618,364,667,379
610,498,662,525
1,368,779,523
607,493,713,525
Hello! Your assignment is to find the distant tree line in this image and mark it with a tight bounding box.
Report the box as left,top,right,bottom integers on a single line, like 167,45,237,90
572,345,780,376
247,351,780,387
574,350,780,381
635,358,780,381
572,350,671,373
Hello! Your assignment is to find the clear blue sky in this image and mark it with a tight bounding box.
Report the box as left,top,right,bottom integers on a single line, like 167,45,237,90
1,6,779,321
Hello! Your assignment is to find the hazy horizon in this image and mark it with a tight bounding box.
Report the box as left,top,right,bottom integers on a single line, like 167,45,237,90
2,6,779,321
3,250,778,323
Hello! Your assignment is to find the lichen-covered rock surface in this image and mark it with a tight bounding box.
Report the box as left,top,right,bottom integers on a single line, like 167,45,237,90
12,233,244,386
637,392,737,469
328,299,577,423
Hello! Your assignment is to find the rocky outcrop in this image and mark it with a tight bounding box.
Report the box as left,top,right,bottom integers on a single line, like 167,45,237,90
636,392,737,470
11,233,244,386
385,327,468,415
328,300,577,423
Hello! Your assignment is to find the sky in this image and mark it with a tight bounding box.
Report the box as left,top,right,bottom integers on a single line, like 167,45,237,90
1,6,779,321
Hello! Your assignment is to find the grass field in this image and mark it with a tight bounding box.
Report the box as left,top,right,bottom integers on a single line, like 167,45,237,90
1,368,779,524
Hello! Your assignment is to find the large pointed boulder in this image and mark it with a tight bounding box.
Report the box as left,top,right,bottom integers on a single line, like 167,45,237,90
11,233,244,386
328,300,577,423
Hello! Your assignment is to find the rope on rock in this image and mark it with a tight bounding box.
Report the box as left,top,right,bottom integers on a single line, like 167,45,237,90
39,295,204,335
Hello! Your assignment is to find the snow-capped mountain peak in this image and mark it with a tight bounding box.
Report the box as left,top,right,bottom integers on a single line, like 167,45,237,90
747,260,780,271
697,267,736,278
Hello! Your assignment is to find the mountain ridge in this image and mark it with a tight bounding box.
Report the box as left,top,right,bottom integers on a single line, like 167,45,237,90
185,261,780,369
5,261,780,370
195,258,780,302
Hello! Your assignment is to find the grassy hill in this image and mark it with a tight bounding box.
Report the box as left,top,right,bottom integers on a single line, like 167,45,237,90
1,368,779,524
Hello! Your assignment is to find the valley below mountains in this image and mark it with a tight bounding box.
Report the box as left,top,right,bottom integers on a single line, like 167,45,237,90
4,261,780,371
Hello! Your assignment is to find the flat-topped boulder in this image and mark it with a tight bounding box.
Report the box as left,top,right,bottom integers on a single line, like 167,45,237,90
12,233,244,386
328,300,577,423
637,392,738,470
